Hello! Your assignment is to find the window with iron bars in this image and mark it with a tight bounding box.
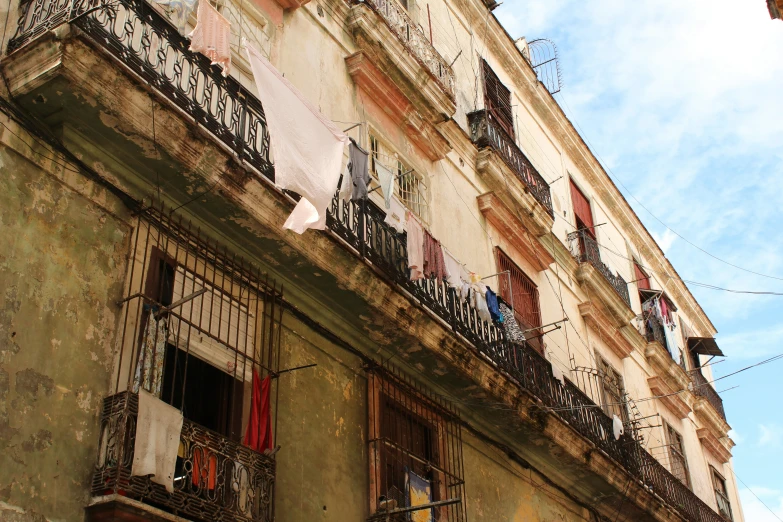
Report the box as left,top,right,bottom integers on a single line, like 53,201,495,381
367,361,466,522
95,205,280,522
665,422,692,490
711,466,733,521
596,356,630,426
369,134,430,224
494,248,543,353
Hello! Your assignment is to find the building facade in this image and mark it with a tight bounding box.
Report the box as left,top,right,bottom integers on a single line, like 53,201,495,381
0,0,744,519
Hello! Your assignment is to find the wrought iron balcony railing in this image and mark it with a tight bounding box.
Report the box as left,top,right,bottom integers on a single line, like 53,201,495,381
361,0,455,100
692,370,727,422
8,0,274,181
5,2,725,519
467,109,553,216
567,229,632,308
92,392,275,522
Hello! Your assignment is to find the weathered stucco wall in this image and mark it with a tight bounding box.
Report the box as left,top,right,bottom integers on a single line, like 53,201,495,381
0,141,129,521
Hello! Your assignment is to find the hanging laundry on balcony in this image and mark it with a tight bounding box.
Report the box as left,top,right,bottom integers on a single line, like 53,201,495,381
499,301,525,343
154,0,197,33
188,0,231,76
375,161,395,208
133,310,167,398
383,194,407,233
407,213,425,280
460,280,470,302
612,415,624,441
338,139,370,202
442,249,463,289
472,282,492,323
551,362,565,385
422,230,447,280
244,370,273,452
132,390,184,493
485,287,503,323
245,44,348,233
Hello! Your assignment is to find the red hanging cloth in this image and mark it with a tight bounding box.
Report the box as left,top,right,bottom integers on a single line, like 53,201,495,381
244,370,273,452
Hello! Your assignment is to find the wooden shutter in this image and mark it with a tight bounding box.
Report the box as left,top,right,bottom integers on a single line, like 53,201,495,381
570,180,594,233
634,262,651,290
495,248,543,352
482,60,514,139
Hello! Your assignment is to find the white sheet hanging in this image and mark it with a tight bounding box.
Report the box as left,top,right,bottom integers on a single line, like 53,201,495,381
612,414,624,441
188,0,231,76
245,44,348,234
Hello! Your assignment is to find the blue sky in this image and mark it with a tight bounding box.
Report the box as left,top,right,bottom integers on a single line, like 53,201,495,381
494,1,783,519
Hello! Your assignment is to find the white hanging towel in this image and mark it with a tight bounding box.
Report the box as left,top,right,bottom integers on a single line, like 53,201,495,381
245,45,348,233
188,0,231,76
132,390,184,493
442,249,462,289
612,414,624,441
375,162,395,209
551,363,565,385
384,194,407,234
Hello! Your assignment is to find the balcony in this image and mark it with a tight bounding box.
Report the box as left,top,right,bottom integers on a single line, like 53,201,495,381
468,109,554,217
567,229,632,311
691,371,726,422
88,392,275,522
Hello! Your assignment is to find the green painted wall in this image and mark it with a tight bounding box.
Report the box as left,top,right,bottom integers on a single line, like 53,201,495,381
0,144,129,521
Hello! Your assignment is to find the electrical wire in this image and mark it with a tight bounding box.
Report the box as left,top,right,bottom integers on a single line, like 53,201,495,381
732,470,783,522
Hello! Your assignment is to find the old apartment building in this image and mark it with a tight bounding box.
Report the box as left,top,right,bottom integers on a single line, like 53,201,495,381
0,0,744,518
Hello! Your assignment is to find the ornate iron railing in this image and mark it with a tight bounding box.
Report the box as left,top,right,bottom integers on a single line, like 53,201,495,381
362,0,455,100
8,0,274,180
567,229,631,308
327,198,724,522
92,392,275,522
467,109,553,216
691,370,727,422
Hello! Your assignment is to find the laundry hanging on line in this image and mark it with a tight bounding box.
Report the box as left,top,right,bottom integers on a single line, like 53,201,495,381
189,0,231,76
244,370,273,452
339,139,370,203
152,0,197,33
245,44,347,234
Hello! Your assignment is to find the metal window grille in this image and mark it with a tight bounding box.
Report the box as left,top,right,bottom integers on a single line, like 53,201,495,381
665,423,691,490
367,361,467,522
369,134,430,223
596,357,630,425
711,467,733,521
93,204,282,522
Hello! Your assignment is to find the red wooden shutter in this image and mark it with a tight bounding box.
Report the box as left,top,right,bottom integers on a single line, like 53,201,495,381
634,262,651,290
482,60,514,139
496,248,542,352
570,180,594,233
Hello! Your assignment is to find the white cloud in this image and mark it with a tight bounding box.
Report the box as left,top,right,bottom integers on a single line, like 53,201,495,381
718,325,783,361
651,229,677,254
758,424,783,448
739,487,783,522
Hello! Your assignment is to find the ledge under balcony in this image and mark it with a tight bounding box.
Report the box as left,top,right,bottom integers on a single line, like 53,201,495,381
692,371,731,440
566,230,634,326
468,109,555,224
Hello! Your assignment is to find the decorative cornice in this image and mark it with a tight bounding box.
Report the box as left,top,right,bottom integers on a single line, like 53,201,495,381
644,341,692,400
620,324,648,355
693,397,731,440
578,301,634,359
696,428,732,464
647,376,691,419
475,149,555,237
477,192,554,272
345,51,451,161
574,263,635,327
274,0,310,9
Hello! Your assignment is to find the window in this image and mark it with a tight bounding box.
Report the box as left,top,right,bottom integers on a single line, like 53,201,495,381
368,363,466,521
596,357,629,425
711,467,733,520
482,59,514,139
634,261,651,291
369,134,430,223
569,179,594,234
495,248,542,353
665,423,691,489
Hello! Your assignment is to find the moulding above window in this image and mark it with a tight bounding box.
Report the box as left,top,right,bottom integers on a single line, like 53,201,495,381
347,3,456,122
578,302,634,359
475,149,554,237
697,428,732,464
273,0,310,9
644,341,692,400
477,192,554,272
345,52,451,162
694,397,732,441
573,263,636,328
648,376,691,419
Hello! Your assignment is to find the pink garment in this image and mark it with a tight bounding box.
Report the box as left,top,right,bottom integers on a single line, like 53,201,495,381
189,0,231,76
407,214,425,281
422,230,447,281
